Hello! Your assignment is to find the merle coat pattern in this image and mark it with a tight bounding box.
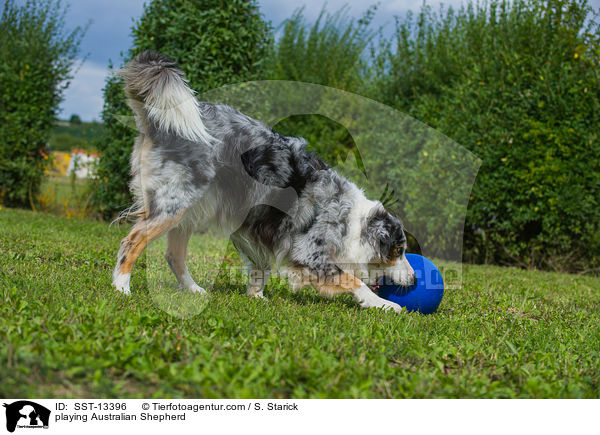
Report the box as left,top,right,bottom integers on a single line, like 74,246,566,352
113,51,415,312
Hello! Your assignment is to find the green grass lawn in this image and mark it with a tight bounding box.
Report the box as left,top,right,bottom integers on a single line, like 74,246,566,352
1,207,599,398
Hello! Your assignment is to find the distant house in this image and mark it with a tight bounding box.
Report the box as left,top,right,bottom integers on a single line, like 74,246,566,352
66,149,99,178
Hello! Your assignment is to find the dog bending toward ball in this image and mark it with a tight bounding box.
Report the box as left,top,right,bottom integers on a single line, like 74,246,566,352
112,50,415,312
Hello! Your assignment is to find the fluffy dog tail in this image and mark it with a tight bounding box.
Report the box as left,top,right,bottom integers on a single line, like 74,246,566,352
120,50,213,145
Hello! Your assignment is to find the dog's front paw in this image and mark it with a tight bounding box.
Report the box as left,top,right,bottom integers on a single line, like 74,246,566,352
355,285,402,313
380,300,402,313
248,291,268,301
182,283,207,295
250,292,268,300
113,273,131,295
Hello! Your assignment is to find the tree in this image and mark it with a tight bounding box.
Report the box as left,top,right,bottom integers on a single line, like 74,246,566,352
93,0,272,218
69,114,82,124
0,0,86,208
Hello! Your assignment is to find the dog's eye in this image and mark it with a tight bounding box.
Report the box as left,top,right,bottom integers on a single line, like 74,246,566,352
392,246,403,258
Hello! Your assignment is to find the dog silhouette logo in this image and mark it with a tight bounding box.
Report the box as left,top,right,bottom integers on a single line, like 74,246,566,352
3,401,50,432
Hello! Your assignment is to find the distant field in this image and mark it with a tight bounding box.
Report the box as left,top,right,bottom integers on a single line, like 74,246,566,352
38,175,92,218
49,120,104,152
0,208,599,398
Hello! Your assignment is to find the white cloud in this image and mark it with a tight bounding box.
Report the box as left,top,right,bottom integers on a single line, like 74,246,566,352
58,60,111,122
258,0,470,37
381,0,468,14
259,0,470,23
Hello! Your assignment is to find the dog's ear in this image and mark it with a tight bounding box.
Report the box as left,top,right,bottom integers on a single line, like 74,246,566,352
404,229,421,255
364,210,406,262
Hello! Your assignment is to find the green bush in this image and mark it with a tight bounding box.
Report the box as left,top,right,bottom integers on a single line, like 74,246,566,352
372,0,600,272
266,6,375,165
267,6,374,90
93,0,272,219
93,71,136,218
0,0,85,207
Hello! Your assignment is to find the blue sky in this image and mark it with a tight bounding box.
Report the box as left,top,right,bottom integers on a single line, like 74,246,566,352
57,0,600,121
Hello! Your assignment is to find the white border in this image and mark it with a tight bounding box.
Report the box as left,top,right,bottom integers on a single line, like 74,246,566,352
1,399,597,435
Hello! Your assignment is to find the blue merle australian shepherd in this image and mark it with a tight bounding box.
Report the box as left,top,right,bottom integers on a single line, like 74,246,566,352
113,51,415,313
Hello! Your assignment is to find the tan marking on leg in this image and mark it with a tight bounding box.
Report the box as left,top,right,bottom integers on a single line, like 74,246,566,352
315,271,363,297
119,215,182,275
286,266,362,298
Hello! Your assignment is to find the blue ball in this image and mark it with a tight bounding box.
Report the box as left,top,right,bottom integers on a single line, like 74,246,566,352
376,254,444,314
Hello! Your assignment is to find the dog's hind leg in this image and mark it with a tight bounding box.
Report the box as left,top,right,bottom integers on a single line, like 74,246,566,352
113,213,183,295
165,226,206,294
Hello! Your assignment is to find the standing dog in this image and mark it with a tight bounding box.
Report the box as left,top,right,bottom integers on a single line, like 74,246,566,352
113,51,415,312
